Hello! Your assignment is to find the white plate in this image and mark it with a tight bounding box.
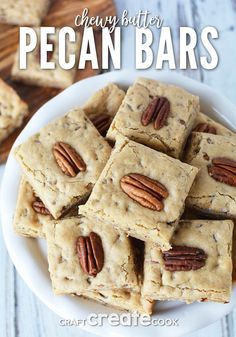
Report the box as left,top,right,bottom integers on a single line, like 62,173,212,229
1,70,236,337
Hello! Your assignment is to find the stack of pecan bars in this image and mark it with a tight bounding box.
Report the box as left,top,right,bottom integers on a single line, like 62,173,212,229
13,78,236,314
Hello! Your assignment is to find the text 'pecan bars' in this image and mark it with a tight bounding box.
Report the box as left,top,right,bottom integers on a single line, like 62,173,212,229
143,220,233,303
107,77,199,158
0,78,28,144
14,108,111,219
43,216,153,314
80,137,198,250
185,132,236,218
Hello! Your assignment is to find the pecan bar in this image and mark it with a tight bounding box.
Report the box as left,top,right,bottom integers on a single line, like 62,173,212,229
192,112,235,137
184,132,236,218
12,28,81,89
0,0,50,26
43,216,152,314
232,220,236,282
107,77,200,158
143,219,233,303
83,83,125,136
14,108,111,219
80,137,198,250
0,78,28,144
13,176,51,238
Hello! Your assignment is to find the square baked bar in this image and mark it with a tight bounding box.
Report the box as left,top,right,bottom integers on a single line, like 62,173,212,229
142,219,233,303
192,112,235,137
13,176,52,238
185,132,236,218
0,0,50,26
107,77,200,158
83,83,125,136
12,29,81,89
0,78,28,144
80,137,198,249
43,216,152,313
14,108,111,219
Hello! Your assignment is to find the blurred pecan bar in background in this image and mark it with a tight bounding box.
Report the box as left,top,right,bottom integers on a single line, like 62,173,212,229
0,78,28,144
11,28,81,89
0,0,50,26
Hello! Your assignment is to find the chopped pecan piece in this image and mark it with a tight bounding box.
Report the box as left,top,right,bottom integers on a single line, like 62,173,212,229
90,114,112,136
32,198,51,215
120,173,168,211
141,96,170,130
208,157,236,186
163,245,207,271
193,123,217,134
53,142,86,177
76,232,104,276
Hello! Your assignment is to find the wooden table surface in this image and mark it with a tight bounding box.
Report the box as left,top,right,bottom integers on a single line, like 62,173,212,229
1,0,236,336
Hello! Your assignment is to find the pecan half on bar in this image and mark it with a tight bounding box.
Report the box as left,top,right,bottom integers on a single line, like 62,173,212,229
76,232,104,276
208,157,236,187
120,173,168,211
32,198,51,215
141,96,170,130
90,113,112,136
163,245,207,271
193,123,217,134
53,142,86,177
